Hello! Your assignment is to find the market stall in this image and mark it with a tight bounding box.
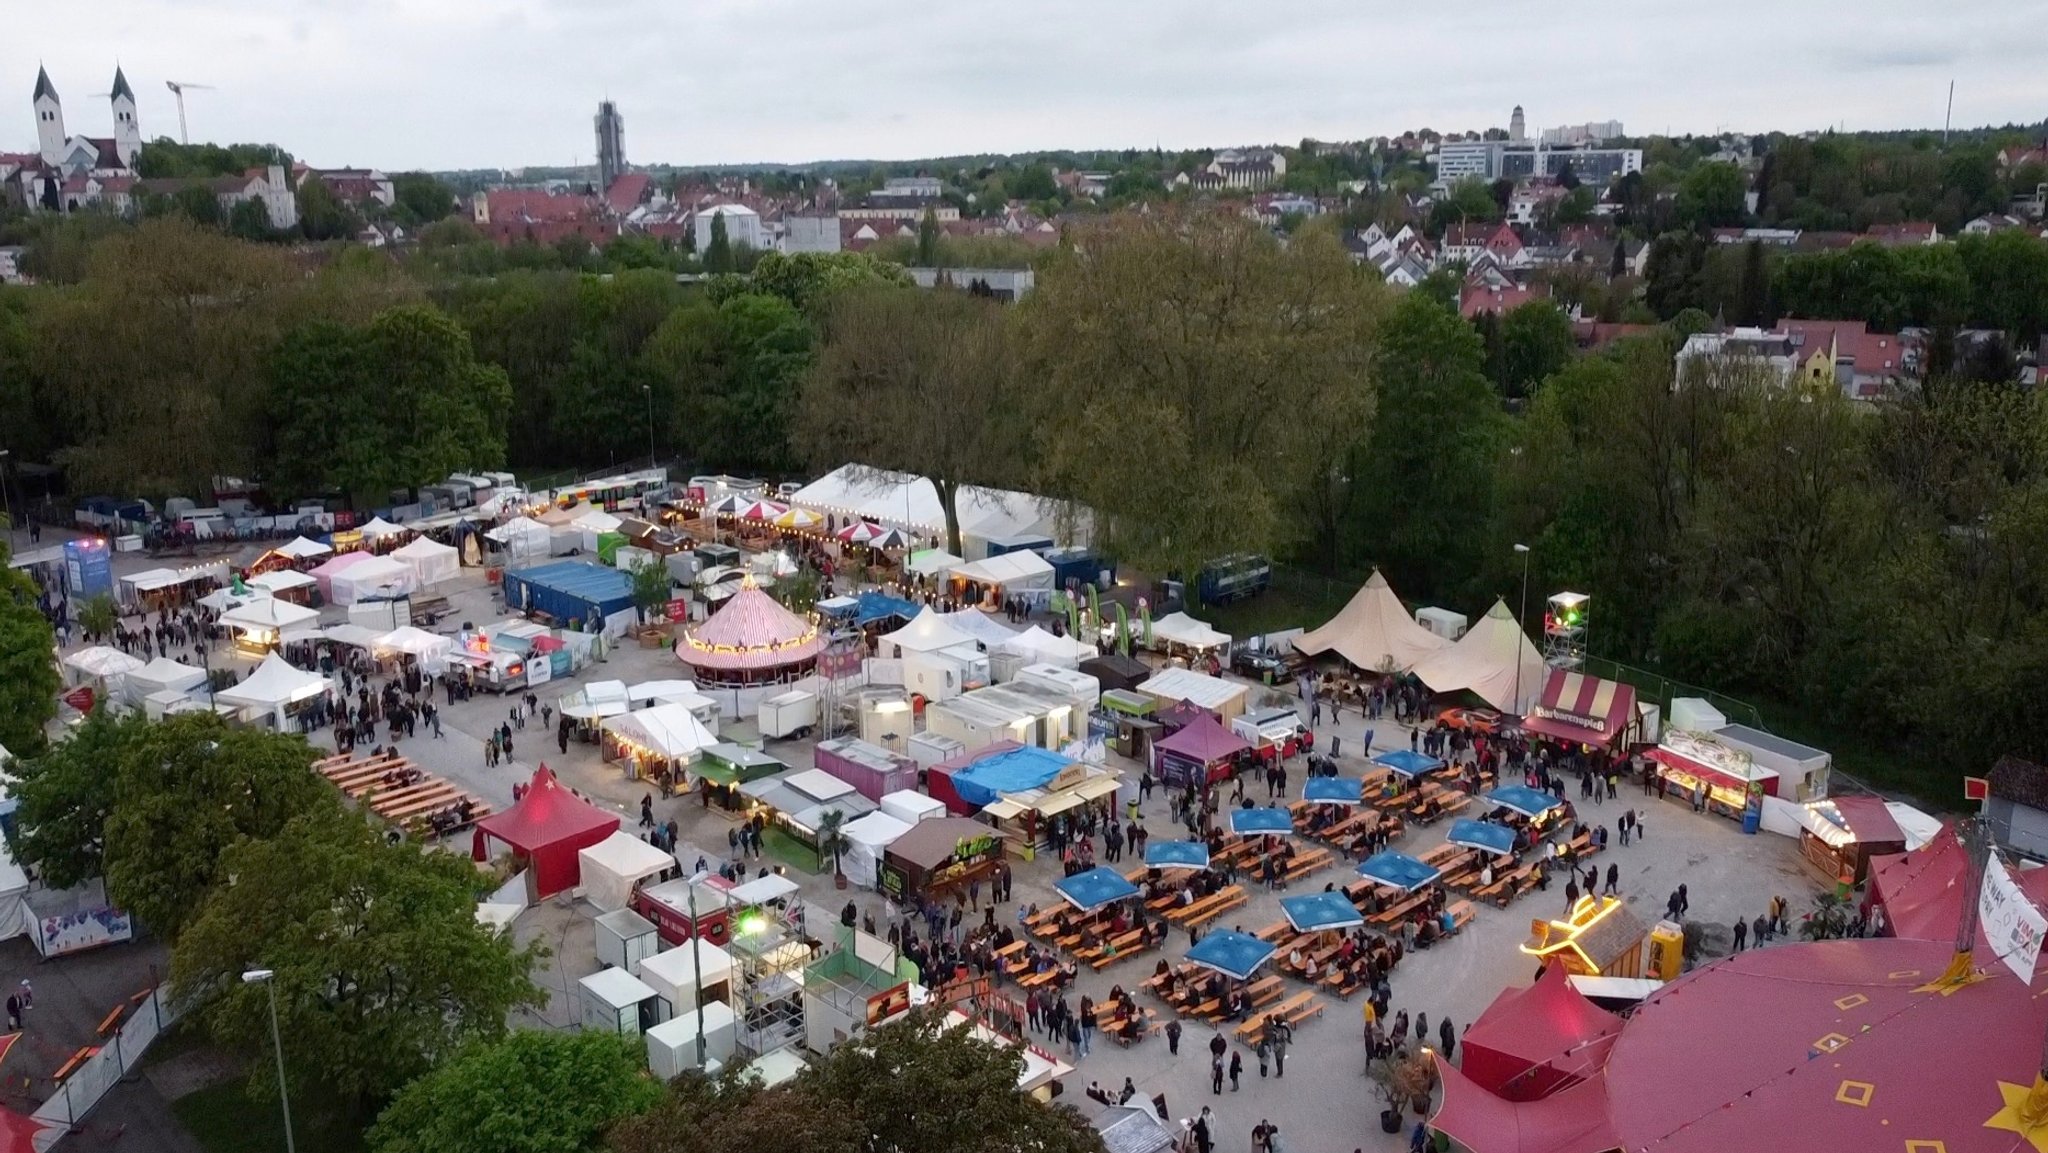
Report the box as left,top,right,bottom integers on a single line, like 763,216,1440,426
601,703,720,785
122,656,207,707
1093,689,1162,760
1078,652,1152,694
1135,667,1248,722
1520,894,1653,979
1794,795,1907,887
637,936,736,1016
739,768,877,865
373,625,456,675
213,653,332,730
948,550,1057,609
924,741,1082,816
247,568,320,605
993,626,1093,673
326,554,418,605
391,536,462,587
221,595,321,654
579,830,678,912
310,551,374,604
118,562,228,608
1709,723,1833,801
1150,713,1252,789
62,646,144,690
357,516,412,548
813,737,916,802
878,816,1006,902
472,765,621,901
634,875,737,946
1519,668,1642,752
1647,730,1780,823
485,517,555,563
840,811,913,889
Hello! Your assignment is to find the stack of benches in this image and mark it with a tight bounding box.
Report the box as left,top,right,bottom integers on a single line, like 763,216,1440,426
313,750,493,836
1164,884,1246,928
1232,989,1324,1039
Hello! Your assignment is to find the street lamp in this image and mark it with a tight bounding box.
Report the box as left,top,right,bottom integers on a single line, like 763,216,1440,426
0,449,13,547
242,969,295,1153
1512,544,1532,714
641,385,656,470
685,870,709,1068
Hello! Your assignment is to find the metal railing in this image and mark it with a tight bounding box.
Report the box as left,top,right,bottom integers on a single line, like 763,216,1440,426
31,985,184,1149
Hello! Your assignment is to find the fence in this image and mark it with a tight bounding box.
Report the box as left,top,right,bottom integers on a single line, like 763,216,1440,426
31,984,183,1149
1580,656,1766,730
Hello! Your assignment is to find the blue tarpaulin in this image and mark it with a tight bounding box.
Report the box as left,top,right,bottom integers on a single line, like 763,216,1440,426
1144,840,1212,869
1054,866,1141,911
1229,807,1295,836
1185,930,1277,981
1303,777,1364,805
949,745,1076,809
1357,851,1442,892
1447,818,1517,856
1373,749,1447,778
855,591,920,627
1481,785,1563,818
501,561,635,627
1281,891,1365,932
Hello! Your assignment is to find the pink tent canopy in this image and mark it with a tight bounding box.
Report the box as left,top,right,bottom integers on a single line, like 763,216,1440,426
1460,962,1624,1100
473,765,620,898
1151,714,1252,765
309,550,374,602
675,583,824,673
1429,1059,1618,1153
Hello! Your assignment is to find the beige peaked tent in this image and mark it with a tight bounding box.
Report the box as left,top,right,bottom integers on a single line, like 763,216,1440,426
1293,569,1448,672
1411,598,1547,714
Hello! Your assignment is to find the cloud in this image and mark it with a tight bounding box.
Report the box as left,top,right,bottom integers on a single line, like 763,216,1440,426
6,0,2042,170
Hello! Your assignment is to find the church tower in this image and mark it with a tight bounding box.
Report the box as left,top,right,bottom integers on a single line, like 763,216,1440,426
1509,104,1527,143
33,66,65,165
110,66,141,167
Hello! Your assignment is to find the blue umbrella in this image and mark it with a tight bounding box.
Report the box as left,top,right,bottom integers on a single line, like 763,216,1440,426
1053,866,1141,912
1373,749,1448,777
1144,840,1212,869
1229,807,1295,836
1280,891,1365,932
1303,776,1364,805
1357,851,1443,893
1480,784,1563,819
1185,930,1277,981
1446,818,1517,857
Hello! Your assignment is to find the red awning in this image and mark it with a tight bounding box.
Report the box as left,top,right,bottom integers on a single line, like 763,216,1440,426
1646,746,1777,796
1830,795,1905,845
474,764,621,898
1518,670,1636,748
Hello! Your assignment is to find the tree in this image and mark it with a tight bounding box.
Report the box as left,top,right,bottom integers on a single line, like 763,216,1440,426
630,558,673,623
77,593,118,641
1736,240,1771,327
0,541,59,758
744,252,911,316
1008,164,1057,202
227,198,275,242
609,1069,868,1153
171,804,543,1108
368,1031,659,1153
103,713,338,939
1675,162,1748,231
1500,300,1576,398
390,172,458,226
800,285,1025,557
296,178,357,241
704,213,734,275
814,808,852,877
10,706,137,888
642,292,813,475
916,208,940,267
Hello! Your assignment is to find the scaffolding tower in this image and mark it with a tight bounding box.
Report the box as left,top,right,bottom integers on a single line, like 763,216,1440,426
727,897,816,1059
1544,591,1589,670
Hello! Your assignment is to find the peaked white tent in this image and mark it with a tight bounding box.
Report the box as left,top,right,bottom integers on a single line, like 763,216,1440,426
882,607,979,655
391,536,461,587
998,626,1093,667
63,646,144,683
358,516,409,540
486,517,553,561
1150,612,1232,652
123,656,208,704
939,610,1018,646
274,536,333,560
221,596,320,632
1411,598,1547,714
840,811,912,889
602,702,719,761
948,550,1056,592
248,569,318,596
1293,569,1448,672
328,555,418,604
374,626,455,673
215,654,331,728
578,831,676,912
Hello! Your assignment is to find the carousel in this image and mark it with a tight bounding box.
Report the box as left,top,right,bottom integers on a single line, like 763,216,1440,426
673,575,826,687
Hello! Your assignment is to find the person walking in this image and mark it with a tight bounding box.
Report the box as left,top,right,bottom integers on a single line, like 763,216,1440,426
1754,912,1771,944
640,794,654,829
1566,877,1580,911
1256,1033,1271,1078
1210,1052,1225,1095
1270,1016,1291,1077
1676,884,1690,916
4,993,18,1031
1165,1018,1182,1055
1605,862,1619,896
1228,1048,1243,1091
1732,917,1749,952
1438,1016,1456,1059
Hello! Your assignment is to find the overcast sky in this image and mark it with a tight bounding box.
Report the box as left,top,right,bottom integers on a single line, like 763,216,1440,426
10,0,2043,172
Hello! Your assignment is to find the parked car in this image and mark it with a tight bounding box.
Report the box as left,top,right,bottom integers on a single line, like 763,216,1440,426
1438,706,1507,734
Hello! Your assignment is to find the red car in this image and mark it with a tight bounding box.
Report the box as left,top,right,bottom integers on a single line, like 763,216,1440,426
1438,706,1506,735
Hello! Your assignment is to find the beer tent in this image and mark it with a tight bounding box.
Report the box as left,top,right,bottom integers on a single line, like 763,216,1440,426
473,765,621,900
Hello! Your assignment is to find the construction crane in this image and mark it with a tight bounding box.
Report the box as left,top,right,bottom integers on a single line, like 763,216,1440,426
164,81,214,144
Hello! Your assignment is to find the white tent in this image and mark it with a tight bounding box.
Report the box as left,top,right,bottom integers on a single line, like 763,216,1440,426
938,610,1017,646
1411,598,1547,714
1150,612,1232,652
123,656,208,704
1136,667,1250,720
358,516,409,540
603,703,719,761
1292,569,1448,673
625,680,701,708
215,654,331,727
374,626,455,673
998,626,1093,667
328,555,418,604
561,679,631,720
949,550,1056,592
907,549,963,577
273,535,333,560
789,464,1070,549
637,939,735,1014
248,569,318,596
878,789,945,825
0,841,28,944
486,517,553,561
64,646,144,682
578,831,676,912
392,537,461,587
222,596,320,633
840,811,912,889
882,607,979,655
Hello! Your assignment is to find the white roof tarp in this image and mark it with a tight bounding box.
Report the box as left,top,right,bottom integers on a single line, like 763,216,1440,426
215,653,330,709
602,702,719,760
124,657,208,702
789,463,1064,543
1411,598,1547,714
625,680,702,708
1137,667,1248,712
1292,569,1448,673
374,625,453,660
274,536,333,560
248,569,318,594
998,626,1093,666
328,555,418,604
906,549,964,577
938,610,1017,646
572,509,623,534
840,811,912,889
949,550,1056,591
486,517,553,559
64,646,145,679
222,597,320,631
878,789,946,824
577,831,676,913
882,607,980,654
358,516,409,539
1150,612,1232,652
321,623,387,649
391,536,461,587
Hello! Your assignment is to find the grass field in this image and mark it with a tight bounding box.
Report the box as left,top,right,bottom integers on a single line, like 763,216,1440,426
172,1076,368,1153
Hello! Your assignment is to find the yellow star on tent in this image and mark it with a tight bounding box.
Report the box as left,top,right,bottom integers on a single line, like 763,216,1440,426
1984,1078,2048,1153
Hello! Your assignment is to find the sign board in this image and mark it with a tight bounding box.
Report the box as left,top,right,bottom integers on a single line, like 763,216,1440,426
1047,762,1090,794
1980,856,2046,982
866,981,912,1027
1963,776,1990,802
666,598,689,623
34,905,133,958
61,686,95,713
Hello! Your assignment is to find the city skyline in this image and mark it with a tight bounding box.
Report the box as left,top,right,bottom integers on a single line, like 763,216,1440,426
7,0,2044,172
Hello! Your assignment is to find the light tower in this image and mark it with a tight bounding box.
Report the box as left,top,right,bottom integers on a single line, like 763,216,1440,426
1544,591,1587,669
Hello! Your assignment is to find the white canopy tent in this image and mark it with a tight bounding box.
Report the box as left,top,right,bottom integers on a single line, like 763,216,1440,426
1136,667,1250,721
839,811,912,889
248,569,318,596
374,626,455,673
573,509,624,534
560,679,631,719
486,517,553,561
602,703,720,761
577,831,676,912
878,789,946,825
64,646,144,683
123,657,208,705
624,680,701,708
789,464,1073,552
273,536,333,561
215,654,332,727
938,610,1017,647
1150,612,1232,653
997,626,1093,668
222,596,320,633
358,516,409,541
907,549,964,577
1292,569,1448,672
328,555,418,604
1411,598,1547,714
881,607,979,656
391,537,461,587
948,550,1056,592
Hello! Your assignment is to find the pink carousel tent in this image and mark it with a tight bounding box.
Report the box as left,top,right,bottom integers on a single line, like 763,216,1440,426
675,579,825,683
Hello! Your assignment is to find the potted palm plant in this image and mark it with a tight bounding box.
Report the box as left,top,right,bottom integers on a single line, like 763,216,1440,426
1369,1049,1438,1132
815,808,854,889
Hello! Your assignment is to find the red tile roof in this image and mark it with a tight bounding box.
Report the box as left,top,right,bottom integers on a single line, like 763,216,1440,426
1460,283,1543,318
485,188,593,223
605,173,653,214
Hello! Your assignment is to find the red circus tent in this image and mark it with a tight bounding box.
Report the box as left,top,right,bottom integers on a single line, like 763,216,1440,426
1458,962,1623,1100
473,765,620,900
1430,1060,1617,1153
1869,823,2048,942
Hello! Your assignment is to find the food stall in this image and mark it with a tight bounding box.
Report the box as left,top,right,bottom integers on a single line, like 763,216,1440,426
221,595,321,655
1710,723,1833,801
1092,689,1163,760
634,874,737,947
696,743,789,810
1647,729,1779,825
813,737,917,802
1135,667,1248,722
739,768,877,865
1795,796,1907,888
601,703,719,786
1520,894,1653,978
879,817,1007,902
1151,714,1253,789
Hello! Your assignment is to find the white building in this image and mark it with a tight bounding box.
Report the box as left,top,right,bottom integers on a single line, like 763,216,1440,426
780,213,842,254
694,203,764,253
1541,120,1625,147
1435,140,1495,183
14,66,143,213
